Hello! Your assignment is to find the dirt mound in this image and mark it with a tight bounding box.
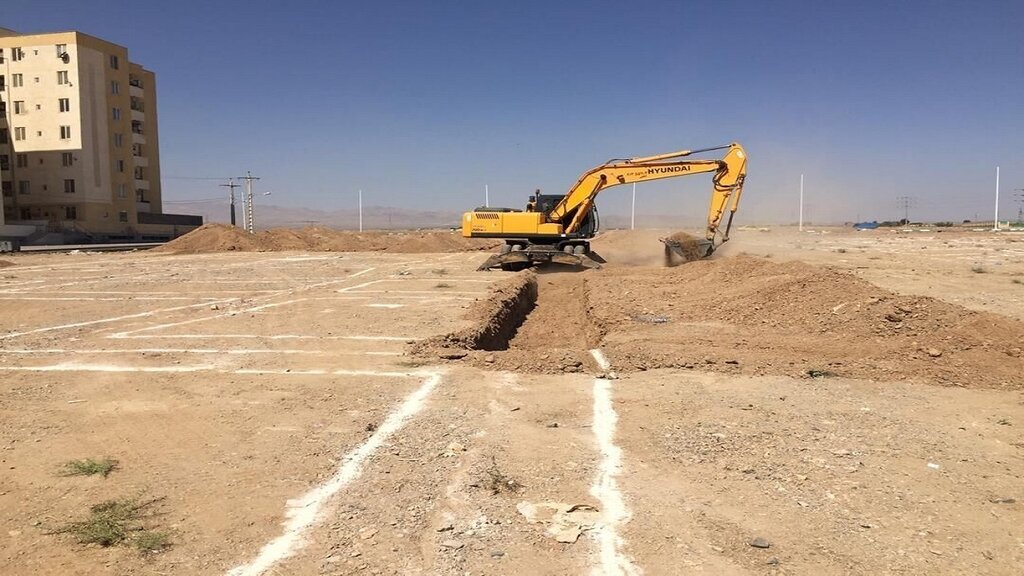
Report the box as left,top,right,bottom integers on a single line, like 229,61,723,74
151,224,260,253
154,225,502,254
0,260,15,268
588,255,1024,388
419,254,1024,387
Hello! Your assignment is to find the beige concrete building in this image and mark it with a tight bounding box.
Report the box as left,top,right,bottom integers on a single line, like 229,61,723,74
0,27,199,244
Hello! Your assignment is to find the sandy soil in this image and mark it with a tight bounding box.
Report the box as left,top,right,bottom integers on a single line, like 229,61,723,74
0,226,1022,575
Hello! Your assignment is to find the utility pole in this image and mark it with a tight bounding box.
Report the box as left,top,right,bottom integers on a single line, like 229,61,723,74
993,166,1000,231
896,195,914,224
220,179,240,226
799,174,804,231
1014,189,1024,224
238,171,260,234
631,183,636,230
485,185,489,208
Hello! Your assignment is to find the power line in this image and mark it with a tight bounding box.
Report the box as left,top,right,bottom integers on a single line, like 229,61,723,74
896,195,915,223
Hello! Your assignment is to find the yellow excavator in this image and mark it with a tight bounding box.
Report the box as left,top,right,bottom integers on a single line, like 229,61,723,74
462,142,747,270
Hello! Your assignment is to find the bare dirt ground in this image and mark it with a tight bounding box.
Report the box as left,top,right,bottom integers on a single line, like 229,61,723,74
1,225,1022,576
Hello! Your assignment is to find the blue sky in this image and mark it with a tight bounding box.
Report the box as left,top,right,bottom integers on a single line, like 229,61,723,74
5,0,1023,224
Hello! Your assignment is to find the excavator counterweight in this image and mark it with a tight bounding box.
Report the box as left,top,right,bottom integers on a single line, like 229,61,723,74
463,143,747,271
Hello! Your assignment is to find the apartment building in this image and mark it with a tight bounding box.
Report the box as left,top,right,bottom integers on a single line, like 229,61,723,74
0,27,199,243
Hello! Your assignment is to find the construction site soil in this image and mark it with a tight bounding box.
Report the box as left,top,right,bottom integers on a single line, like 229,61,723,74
419,245,1024,389
153,223,502,254
3,226,1024,576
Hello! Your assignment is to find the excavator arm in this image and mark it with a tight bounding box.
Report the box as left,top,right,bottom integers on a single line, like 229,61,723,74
551,143,747,244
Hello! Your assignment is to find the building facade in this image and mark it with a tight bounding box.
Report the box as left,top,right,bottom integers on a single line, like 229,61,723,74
0,28,199,242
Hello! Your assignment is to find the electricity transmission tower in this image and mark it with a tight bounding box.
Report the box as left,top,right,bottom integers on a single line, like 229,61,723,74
896,195,915,224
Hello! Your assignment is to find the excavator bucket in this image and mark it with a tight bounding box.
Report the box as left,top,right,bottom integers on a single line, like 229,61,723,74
659,235,715,265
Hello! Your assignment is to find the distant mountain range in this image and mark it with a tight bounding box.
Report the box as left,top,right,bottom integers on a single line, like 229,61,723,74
163,201,710,231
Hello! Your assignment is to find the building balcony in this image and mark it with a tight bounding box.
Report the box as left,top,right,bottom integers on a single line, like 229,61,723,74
134,179,149,190
133,156,149,167
137,201,151,213
131,109,145,122
132,132,146,145
130,84,144,98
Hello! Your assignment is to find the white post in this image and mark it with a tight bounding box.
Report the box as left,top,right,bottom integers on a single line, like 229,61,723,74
631,183,636,230
994,166,1000,231
358,189,363,232
799,174,804,231
485,184,489,208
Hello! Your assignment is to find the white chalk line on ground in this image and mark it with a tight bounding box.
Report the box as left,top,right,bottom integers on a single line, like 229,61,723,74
0,299,239,340
0,348,401,356
224,371,444,576
107,298,310,338
111,334,418,341
0,364,427,377
589,349,641,576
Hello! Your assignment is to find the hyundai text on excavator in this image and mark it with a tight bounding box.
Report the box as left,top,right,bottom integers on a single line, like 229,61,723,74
461,143,748,271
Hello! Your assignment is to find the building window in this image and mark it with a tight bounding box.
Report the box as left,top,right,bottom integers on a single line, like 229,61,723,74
14,127,26,141
13,101,25,115
57,70,69,85
16,154,28,168
0,76,4,91
129,74,142,88
62,152,74,167
11,47,24,61
19,207,30,220
0,128,6,143
132,144,144,157
12,74,23,87
0,102,5,116
134,166,145,180
60,126,72,139
136,190,146,202
119,210,128,223
2,181,12,196
65,206,77,220
114,133,123,147
112,107,121,121
0,49,4,64
59,98,70,112
64,179,76,194
111,80,119,95
0,155,7,170
56,44,67,57
131,121,143,135
118,184,127,198
110,55,119,70
117,159,125,173
18,181,30,195
130,97,144,112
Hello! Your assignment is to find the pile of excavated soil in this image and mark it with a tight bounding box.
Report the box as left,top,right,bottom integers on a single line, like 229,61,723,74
662,231,705,265
416,254,1024,388
0,260,15,268
153,224,503,254
589,255,1024,388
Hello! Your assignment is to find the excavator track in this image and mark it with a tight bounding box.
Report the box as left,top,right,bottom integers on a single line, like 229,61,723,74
477,245,606,271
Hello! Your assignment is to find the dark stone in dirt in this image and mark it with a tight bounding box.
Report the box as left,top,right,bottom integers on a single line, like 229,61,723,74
490,550,506,558
988,497,1016,504
438,349,468,360
767,557,780,565
750,537,772,549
